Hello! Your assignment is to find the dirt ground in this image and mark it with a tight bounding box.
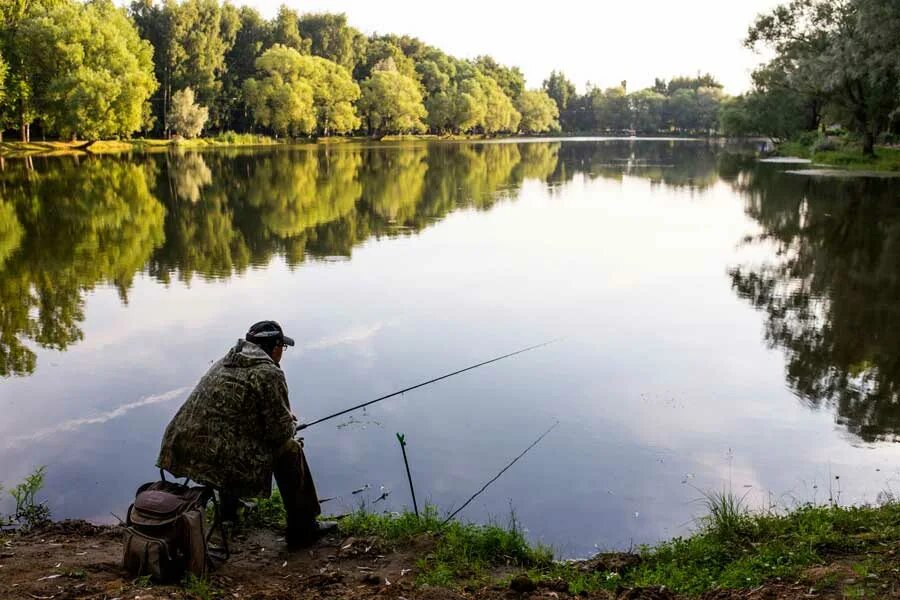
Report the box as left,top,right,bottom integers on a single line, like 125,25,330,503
0,521,893,600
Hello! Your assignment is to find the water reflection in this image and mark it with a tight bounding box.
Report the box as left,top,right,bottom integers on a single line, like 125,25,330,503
5,139,899,449
728,166,900,442
0,142,572,376
8,139,900,554
0,160,164,376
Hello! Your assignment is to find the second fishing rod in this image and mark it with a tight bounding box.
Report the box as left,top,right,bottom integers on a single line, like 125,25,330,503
295,339,559,432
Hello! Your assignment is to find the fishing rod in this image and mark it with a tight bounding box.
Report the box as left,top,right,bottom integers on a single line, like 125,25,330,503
296,340,559,432
442,420,559,525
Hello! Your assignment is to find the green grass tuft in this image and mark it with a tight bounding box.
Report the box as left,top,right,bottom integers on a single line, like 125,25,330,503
338,505,552,586
182,573,220,600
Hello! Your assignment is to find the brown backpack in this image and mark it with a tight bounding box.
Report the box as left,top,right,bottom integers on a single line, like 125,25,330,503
122,481,211,582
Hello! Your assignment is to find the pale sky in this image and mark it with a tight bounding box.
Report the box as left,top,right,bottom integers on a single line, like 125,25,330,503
242,0,784,94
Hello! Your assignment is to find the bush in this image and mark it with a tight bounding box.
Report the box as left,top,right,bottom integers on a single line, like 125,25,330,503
4,467,51,530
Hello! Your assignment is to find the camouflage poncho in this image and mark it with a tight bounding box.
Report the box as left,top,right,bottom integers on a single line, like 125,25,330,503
157,339,296,498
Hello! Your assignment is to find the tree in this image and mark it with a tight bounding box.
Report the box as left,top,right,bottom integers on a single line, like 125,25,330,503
358,70,427,134
168,87,208,138
515,90,559,133
21,0,157,140
297,13,366,71
718,95,755,137
355,35,417,81
1,0,63,141
474,55,524,100
746,0,897,155
270,5,309,53
304,55,360,135
243,44,359,136
221,5,270,131
667,88,698,131
243,45,316,136
131,0,238,134
482,75,520,133
542,70,576,111
630,89,666,133
592,86,630,132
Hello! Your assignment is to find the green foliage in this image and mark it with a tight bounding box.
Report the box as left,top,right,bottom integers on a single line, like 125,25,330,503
542,70,575,111
297,12,365,71
630,89,666,133
359,70,427,134
516,90,559,133
243,45,316,136
473,55,525,100
244,44,359,136
5,467,51,530
0,49,6,105
269,5,308,54
168,87,209,138
591,86,631,132
777,136,900,171
21,0,158,140
339,505,551,586
746,0,900,155
246,489,287,528
182,573,220,600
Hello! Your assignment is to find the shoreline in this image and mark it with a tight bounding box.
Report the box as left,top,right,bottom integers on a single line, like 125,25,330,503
0,134,733,159
774,139,900,173
3,498,900,599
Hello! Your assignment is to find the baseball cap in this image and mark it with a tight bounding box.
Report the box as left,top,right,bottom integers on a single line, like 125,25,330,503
245,320,295,347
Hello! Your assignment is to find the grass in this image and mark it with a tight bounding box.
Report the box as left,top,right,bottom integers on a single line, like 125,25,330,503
245,490,551,587
339,506,553,587
777,135,900,172
340,491,900,596
182,573,220,600
242,486,900,595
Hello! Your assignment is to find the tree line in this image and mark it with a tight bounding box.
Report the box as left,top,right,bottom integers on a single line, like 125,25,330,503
0,0,562,141
720,0,900,155
0,0,737,142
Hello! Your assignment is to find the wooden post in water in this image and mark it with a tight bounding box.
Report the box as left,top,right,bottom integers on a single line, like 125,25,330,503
396,433,419,518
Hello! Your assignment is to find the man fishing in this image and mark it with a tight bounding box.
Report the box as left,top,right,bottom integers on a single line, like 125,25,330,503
156,320,335,548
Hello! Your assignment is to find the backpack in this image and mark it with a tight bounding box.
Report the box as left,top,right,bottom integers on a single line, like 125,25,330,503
122,480,211,582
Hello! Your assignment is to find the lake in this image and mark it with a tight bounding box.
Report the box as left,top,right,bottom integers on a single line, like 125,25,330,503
2,139,900,558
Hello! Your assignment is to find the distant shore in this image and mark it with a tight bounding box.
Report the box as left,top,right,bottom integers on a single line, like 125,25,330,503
0,133,734,159
776,138,900,172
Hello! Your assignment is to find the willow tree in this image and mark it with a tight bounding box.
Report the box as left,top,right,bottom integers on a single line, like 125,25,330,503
358,69,427,134
515,90,559,133
243,44,359,136
243,45,316,136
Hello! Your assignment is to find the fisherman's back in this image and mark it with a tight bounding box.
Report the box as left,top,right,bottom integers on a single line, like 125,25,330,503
157,339,295,498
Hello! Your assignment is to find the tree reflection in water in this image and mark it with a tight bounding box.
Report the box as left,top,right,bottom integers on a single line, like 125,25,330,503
728,166,900,442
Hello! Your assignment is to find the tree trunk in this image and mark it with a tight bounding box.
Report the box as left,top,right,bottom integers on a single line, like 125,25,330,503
20,121,29,143
863,131,875,157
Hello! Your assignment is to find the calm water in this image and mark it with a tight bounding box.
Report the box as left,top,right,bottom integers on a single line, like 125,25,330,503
2,139,900,557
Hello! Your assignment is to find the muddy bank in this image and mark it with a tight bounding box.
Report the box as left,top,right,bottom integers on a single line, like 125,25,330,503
0,520,879,600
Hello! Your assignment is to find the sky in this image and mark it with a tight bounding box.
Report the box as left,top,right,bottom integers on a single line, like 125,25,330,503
241,0,784,94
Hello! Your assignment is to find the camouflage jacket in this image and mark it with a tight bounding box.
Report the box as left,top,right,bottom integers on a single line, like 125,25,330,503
157,339,296,498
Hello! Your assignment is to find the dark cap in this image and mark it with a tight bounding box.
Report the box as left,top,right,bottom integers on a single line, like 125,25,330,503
245,320,295,347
